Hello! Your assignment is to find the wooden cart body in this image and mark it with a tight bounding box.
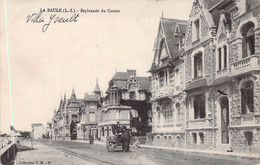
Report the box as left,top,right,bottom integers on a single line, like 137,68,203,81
106,135,123,152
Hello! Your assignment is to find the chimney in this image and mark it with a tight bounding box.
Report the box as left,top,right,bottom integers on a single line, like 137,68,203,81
127,69,136,77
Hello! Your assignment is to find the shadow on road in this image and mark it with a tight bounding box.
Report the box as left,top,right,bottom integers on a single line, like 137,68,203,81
16,143,36,152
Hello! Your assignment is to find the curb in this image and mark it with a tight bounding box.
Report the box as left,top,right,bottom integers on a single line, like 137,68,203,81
140,145,260,161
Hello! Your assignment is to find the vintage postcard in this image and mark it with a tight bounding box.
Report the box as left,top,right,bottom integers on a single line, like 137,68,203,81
1,0,260,164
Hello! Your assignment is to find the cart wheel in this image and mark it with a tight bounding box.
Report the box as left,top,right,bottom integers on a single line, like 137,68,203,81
106,143,114,152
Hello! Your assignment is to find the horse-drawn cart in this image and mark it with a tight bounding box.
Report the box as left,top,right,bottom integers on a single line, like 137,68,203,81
106,135,123,152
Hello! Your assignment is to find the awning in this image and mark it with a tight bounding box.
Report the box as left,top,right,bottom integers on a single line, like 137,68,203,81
210,76,231,86
184,79,208,91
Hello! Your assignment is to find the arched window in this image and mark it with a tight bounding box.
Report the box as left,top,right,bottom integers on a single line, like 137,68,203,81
192,133,197,144
218,48,222,70
175,69,180,90
157,107,161,124
223,45,227,69
194,52,203,78
176,103,181,123
193,19,200,41
163,103,173,123
241,22,255,58
244,131,253,146
241,81,254,114
199,132,204,144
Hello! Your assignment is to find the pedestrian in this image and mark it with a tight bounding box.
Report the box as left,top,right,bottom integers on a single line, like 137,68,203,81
121,127,130,152
89,134,94,144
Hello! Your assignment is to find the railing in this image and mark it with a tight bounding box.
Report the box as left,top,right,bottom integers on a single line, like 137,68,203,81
153,86,175,100
241,114,259,125
216,68,228,79
230,55,259,77
188,118,213,128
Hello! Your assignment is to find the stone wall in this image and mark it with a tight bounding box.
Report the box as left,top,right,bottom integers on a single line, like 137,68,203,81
152,133,185,148
231,128,260,153
186,129,214,149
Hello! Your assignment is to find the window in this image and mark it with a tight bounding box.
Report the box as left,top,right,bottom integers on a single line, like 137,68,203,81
175,69,180,90
192,133,197,144
241,81,254,114
89,113,95,122
159,71,164,88
163,103,173,123
194,53,203,78
244,131,253,146
156,107,161,123
176,103,181,123
129,91,136,100
224,46,227,69
169,69,174,85
242,22,255,58
194,95,206,119
194,19,200,40
157,111,161,124
218,48,222,70
199,133,204,144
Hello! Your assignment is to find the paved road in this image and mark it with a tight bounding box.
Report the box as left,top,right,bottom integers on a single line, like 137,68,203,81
38,140,258,165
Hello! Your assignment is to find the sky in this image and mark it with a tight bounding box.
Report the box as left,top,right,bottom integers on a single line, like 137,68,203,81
0,0,192,133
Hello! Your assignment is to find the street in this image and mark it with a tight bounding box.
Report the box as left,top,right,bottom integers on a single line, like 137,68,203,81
14,139,258,165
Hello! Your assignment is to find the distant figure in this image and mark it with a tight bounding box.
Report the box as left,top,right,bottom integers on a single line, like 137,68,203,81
89,133,94,144
121,127,131,152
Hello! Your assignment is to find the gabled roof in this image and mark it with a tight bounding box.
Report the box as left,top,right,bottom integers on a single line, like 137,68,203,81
160,18,187,59
112,72,130,80
136,77,150,91
178,24,187,35
149,18,187,73
107,71,150,92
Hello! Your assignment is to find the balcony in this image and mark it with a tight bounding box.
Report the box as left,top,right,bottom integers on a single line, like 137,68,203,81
152,86,174,100
241,113,260,125
216,68,228,79
230,55,260,77
187,118,213,129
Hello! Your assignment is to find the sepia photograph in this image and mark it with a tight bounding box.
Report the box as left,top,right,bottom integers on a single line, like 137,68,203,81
1,0,260,164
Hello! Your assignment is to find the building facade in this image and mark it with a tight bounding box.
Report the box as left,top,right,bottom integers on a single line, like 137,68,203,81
31,123,47,139
77,80,101,140
149,0,260,153
149,18,187,147
98,70,151,141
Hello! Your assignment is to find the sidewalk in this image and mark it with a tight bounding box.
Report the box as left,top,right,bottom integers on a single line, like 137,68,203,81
68,139,260,161
139,144,260,160
15,140,97,165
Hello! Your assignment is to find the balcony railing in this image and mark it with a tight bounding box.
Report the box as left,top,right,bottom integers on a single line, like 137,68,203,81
216,68,228,79
230,55,259,77
188,118,213,128
152,86,174,100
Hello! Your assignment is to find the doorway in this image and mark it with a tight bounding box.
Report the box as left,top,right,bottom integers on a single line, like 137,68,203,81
221,97,229,144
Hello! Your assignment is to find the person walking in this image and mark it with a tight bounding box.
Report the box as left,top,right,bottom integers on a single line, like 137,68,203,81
121,127,130,152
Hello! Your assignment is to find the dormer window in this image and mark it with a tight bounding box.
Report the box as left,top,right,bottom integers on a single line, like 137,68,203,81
193,19,200,41
129,91,136,100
